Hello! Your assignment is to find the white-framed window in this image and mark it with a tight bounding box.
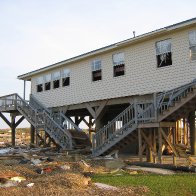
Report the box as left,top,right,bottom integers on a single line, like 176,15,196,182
61,69,70,86
112,52,125,77
44,74,51,91
36,76,44,92
91,59,102,81
155,39,172,67
189,31,196,61
52,71,60,89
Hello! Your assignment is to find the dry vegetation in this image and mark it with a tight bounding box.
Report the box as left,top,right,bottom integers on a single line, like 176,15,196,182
0,151,148,196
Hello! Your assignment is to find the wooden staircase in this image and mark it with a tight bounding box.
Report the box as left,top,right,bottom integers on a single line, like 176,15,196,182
0,94,83,150
92,79,196,157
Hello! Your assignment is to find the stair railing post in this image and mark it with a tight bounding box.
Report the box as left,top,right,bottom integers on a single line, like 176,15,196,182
14,94,17,109
43,111,46,130
35,109,37,129
134,100,138,124
153,93,157,122
92,134,95,151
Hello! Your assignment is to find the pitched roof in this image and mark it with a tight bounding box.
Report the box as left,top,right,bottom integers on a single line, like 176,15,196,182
18,17,196,80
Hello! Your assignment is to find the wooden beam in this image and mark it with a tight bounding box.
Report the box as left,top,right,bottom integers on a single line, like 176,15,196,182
85,100,108,120
141,144,146,153
11,115,16,146
158,127,163,164
78,117,85,124
0,112,11,127
172,127,177,165
82,117,89,127
153,128,157,163
15,116,25,127
141,130,156,155
61,105,69,115
30,125,35,144
159,122,176,128
138,122,159,128
85,103,96,119
161,128,178,156
138,129,143,162
95,100,108,118
92,119,95,126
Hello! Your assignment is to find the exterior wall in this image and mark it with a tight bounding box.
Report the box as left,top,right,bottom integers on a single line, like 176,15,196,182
31,26,196,108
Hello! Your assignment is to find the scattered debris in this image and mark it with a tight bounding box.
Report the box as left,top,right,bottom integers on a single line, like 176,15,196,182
30,158,42,165
26,183,34,187
60,165,71,170
0,175,26,187
125,166,175,175
80,160,90,168
105,150,119,159
10,176,26,182
94,182,118,190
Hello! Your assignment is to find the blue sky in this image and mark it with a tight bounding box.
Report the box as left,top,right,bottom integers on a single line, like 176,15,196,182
0,0,196,128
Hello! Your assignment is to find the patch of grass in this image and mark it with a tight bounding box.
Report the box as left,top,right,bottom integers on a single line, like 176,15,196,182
92,173,196,196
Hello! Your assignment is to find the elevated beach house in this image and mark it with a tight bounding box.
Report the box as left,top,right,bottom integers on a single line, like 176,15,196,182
0,18,196,162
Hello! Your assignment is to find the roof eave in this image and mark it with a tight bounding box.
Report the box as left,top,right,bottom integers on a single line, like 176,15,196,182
17,18,196,81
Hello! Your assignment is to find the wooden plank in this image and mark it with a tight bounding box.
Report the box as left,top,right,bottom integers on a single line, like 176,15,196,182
159,122,176,128
0,112,11,127
138,122,159,128
95,100,108,118
141,130,156,155
85,103,96,119
11,115,16,146
158,127,162,164
15,116,25,127
138,129,143,162
161,128,178,156
153,128,157,163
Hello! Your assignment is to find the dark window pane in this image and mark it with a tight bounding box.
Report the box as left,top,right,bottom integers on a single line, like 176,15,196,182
62,77,70,86
157,52,172,68
37,84,43,92
190,46,196,61
45,82,51,90
114,64,125,77
53,80,60,89
92,70,102,81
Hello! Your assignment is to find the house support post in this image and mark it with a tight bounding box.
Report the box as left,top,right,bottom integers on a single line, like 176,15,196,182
153,128,157,163
189,111,196,155
30,125,35,144
172,127,176,165
75,116,80,126
11,115,16,146
146,130,153,163
138,128,143,162
23,80,26,100
158,127,163,164
0,112,24,146
141,129,154,163
89,116,93,140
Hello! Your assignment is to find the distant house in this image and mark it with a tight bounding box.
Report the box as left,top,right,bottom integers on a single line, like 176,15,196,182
1,18,196,162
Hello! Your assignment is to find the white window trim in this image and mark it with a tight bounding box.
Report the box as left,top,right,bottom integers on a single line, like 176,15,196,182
52,71,61,81
61,69,70,78
155,39,172,55
113,52,125,66
91,59,102,71
36,76,44,85
44,74,52,83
